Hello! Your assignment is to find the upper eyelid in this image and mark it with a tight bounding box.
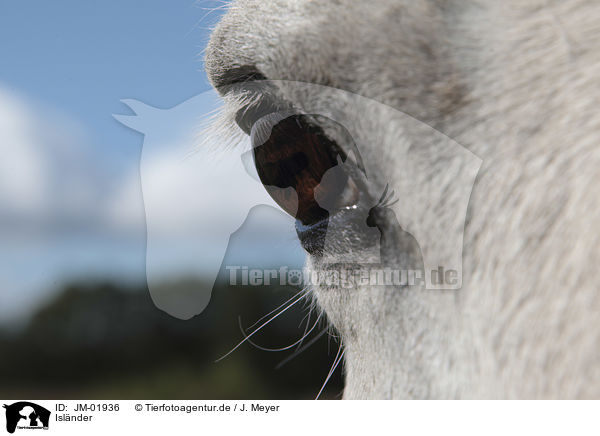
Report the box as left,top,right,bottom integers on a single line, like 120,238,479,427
232,87,293,135
225,82,367,176
235,99,280,134
211,65,267,90
243,104,367,171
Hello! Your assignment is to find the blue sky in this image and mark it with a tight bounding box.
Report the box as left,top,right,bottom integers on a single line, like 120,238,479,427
0,1,305,325
0,0,222,170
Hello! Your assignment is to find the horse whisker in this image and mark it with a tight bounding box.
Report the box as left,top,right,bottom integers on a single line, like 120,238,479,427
275,327,329,370
246,288,307,330
215,289,308,362
237,311,323,353
315,341,345,400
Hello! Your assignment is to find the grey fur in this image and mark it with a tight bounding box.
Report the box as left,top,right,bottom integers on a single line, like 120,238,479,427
205,0,600,398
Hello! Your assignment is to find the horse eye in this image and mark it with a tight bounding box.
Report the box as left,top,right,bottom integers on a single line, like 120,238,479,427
251,114,355,225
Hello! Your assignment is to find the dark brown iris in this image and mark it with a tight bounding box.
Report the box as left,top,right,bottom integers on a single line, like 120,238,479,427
252,114,349,226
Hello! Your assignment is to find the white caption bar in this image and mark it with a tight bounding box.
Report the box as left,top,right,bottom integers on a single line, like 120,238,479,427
0,400,597,436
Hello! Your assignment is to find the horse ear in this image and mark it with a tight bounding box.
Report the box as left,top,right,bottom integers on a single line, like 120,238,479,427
3,405,7,408
113,99,158,133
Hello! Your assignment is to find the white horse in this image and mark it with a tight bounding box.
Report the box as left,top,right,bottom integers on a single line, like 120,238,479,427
205,0,600,398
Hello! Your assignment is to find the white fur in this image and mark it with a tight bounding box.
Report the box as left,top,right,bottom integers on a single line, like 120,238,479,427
205,0,600,398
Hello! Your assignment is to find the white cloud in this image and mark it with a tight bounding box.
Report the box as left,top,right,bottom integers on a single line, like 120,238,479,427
0,86,136,324
0,86,108,235
0,87,48,217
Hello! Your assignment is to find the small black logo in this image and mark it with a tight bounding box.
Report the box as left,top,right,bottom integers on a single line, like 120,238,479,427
3,402,50,434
